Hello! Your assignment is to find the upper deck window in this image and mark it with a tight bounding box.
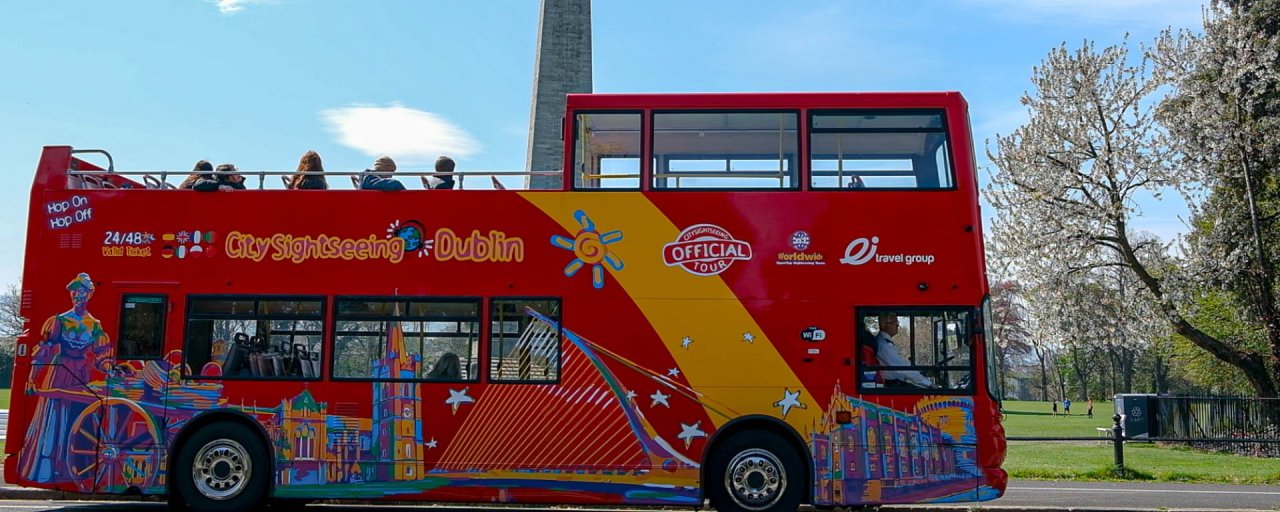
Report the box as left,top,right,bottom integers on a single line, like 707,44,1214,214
573,112,642,190
810,111,954,190
652,112,798,190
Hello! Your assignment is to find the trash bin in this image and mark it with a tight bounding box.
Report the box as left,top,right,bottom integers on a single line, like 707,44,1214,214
1114,393,1158,438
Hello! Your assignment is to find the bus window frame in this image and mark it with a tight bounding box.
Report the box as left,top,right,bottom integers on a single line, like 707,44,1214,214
649,109,802,192
181,294,327,381
855,305,977,396
808,108,958,192
116,294,168,361
487,296,563,385
329,295,484,383
982,296,1001,404
570,109,646,192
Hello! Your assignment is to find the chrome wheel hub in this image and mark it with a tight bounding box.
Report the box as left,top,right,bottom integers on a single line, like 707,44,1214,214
725,448,786,510
192,439,251,500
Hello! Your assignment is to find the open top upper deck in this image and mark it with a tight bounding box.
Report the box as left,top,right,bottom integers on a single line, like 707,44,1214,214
33,92,975,195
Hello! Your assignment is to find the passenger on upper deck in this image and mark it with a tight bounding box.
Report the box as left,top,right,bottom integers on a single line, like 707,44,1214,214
178,160,214,189
425,156,457,190
358,155,406,191
194,163,247,191
287,150,328,190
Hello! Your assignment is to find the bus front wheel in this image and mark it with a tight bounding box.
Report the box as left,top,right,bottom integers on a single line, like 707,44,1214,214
707,431,803,512
173,421,269,512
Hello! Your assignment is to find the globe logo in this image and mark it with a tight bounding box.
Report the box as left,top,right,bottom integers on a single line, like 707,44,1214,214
790,231,811,251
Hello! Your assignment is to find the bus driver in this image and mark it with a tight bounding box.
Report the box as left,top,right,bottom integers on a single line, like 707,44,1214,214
875,312,934,388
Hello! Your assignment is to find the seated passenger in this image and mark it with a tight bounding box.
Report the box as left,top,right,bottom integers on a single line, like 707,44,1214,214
874,312,933,388
359,155,406,191
179,160,214,189
193,163,248,191
425,155,457,190
858,327,884,387
847,175,865,189
287,150,329,190
427,352,461,380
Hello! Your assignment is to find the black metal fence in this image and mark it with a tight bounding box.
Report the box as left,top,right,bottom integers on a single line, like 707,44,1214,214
1007,395,1280,468
1156,396,1280,457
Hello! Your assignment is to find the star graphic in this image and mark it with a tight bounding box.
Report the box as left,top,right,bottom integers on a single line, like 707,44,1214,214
772,388,808,419
742,331,756,343
667,367,681,378
176,230,191,244
445,387,475,415
650,390,671,408
681,336,694,349
678,421,707,449
427,438,438,449
625,389,637,402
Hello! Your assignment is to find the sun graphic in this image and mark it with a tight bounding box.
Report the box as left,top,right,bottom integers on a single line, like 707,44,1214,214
386,220,433,258
550,210,623,289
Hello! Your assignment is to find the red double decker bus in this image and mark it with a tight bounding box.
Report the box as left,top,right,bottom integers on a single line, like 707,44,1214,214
6,92,1006,512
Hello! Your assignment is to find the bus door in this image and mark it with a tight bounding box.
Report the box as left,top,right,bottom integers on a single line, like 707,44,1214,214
91,283,177,493
849,308,979,504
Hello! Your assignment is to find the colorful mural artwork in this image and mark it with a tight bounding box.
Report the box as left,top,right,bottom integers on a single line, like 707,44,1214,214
17,273,999,507
19,273,113,485
550,210,624,289
808,385,1001,506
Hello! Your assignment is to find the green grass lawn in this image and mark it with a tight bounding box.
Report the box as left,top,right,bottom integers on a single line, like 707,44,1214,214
1001,400,1280,484
1,387,8,457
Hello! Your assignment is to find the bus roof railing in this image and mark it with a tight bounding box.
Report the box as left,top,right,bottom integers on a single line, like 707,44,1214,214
64,167,562,191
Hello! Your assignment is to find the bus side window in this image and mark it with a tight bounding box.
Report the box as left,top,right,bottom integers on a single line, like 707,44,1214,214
183,297,322,380
118,295,166,359
489,298,561,383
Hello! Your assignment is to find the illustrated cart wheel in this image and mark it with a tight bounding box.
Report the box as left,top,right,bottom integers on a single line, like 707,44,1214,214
67,397,163,493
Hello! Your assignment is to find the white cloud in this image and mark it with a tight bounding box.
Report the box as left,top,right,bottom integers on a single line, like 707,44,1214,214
211,0,270,15
965,0,1206,28
320,104,479,164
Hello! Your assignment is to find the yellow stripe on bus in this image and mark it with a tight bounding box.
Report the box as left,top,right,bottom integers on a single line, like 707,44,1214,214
520,192,821,430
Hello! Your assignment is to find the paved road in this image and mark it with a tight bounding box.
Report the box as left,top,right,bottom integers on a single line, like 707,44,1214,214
0,479,1278,512
994,480,1280,511
0,479,1277,511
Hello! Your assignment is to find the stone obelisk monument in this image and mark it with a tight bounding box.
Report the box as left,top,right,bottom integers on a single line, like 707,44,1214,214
525,0,592,189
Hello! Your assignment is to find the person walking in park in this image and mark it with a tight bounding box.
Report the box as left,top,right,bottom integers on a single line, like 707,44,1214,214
1064,398,1072,415
1087,398,1094,418
1052,400,1058,417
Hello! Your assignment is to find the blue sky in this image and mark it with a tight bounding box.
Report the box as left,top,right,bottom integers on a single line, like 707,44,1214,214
0,0,1207,289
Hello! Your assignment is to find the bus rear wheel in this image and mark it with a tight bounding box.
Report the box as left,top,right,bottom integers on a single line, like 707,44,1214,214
707,431,803,512
173,421,269,512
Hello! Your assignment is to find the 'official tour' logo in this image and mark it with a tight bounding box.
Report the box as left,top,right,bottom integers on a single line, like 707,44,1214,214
663,224,753,276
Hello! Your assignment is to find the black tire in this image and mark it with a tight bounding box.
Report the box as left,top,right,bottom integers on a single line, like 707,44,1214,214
173,421,270,512
706,431,805,512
